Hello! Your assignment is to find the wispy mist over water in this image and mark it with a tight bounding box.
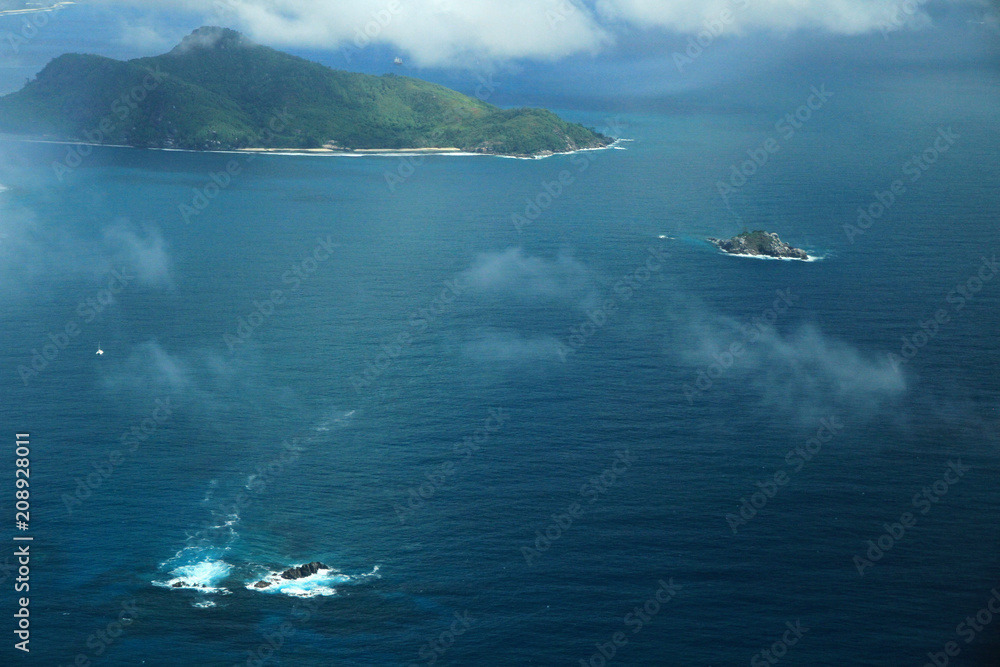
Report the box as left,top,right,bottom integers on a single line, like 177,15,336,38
0,5,997,664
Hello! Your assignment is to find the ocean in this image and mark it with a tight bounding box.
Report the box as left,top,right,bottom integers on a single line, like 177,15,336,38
0,62,999,666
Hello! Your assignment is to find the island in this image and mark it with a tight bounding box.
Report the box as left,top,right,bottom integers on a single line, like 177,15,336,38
0,26,610,158
707,230,809,260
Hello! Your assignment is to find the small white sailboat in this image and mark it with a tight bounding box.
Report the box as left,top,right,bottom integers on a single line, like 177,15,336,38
96,342,104,356
393,56,403,66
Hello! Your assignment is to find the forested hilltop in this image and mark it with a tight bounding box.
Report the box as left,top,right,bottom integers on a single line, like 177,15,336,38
0,27,610,157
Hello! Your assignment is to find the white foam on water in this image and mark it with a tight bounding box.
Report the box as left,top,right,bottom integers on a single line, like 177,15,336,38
333,409,356,425
153,558,233,594
201,479,218,504
715,249,824,262
314,408,357,432
155,501,241,594
158,410,376,597
247,565,380,598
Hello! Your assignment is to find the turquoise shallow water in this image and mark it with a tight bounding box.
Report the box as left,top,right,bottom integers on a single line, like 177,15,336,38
0,68,999,666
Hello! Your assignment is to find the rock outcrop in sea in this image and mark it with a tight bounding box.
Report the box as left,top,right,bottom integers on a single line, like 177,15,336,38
281,562,328,580
253,562,330,588
708,230,808,260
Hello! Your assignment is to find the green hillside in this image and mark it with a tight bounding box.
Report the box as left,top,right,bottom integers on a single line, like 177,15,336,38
0,27,610,156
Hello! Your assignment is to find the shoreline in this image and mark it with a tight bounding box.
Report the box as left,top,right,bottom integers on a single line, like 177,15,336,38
2,135,623,160
234,146,467,155
714,249,819,262
0,1,74,16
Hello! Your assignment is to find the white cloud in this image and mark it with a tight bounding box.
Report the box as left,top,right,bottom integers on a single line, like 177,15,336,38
114,22,177,52
457,248,598,362
102,0,611,67
102,221,173,288
681,311,907,424
596,0,925,35
273,0,609,65
0,206,172,300
462,247,594,304
93,0,982,67
745,324,906,423
102,340,192,393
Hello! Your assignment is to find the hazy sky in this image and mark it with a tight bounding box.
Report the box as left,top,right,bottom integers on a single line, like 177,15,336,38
0,0,996,99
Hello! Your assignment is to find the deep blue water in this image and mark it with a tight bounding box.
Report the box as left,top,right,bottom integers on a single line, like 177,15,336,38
1,68,999,667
